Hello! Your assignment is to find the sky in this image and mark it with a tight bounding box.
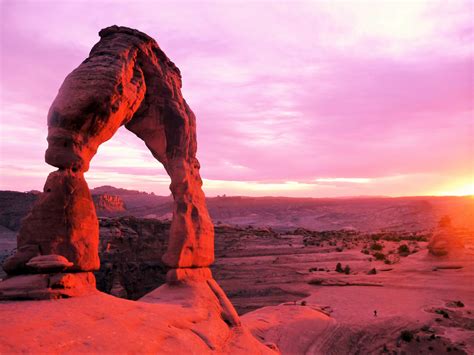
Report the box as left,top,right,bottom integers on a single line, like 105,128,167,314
0,0,473,197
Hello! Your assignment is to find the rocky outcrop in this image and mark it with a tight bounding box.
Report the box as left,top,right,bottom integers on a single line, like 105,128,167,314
0,283,275,354
0,191,39,231
26,255,74,273
428,216,465,256
0,272,96,300
0,28,249,352
2,26,214,290
96,217,169,299
92,194,126,214
3,170,100,275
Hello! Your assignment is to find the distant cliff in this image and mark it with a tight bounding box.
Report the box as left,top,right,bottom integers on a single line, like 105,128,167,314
1,187,473,233
92,194,126,214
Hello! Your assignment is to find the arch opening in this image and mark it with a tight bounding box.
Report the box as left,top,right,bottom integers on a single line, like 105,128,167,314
2,26,215,285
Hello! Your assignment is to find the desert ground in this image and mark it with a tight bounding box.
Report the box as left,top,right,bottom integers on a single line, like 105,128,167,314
0,189,473,354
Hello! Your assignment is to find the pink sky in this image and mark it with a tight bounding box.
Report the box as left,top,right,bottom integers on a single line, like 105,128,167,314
0,0,473,197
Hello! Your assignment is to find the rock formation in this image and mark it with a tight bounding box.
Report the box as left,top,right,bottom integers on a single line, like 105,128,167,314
92,194,126,214
428,216,465,256
96,217,169,299
1,26,215,297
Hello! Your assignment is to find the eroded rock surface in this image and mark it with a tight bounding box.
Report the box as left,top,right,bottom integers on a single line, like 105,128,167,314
96,217,169,299
428,216,465,256
3,25,214,283
93,194,126,215
3,170,99,275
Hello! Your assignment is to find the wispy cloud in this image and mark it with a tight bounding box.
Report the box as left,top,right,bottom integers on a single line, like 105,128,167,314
0,0,472,196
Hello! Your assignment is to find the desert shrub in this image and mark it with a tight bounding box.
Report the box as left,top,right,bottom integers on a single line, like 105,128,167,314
344,265,351,275
336,262,343,273
398,244,410,255
374,252,385,260
367,268,377,275
400,330,414,342
336,247,343,252
371,234,381,241
301,301,307,306
384,259,391,264
361,249,369,255
421,325,431,332
435,309,450,318
370,242,384,251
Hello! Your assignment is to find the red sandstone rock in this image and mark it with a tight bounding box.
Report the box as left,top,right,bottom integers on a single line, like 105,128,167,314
3,25,214,277
166,267,213,284
26,254,73,273
0,272,96,300
3,170,99,274
92,194,126,214
428,216,465,256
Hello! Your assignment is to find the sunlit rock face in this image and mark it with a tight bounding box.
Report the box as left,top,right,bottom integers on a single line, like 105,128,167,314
92,194,126,214
428,216,465,256
3,170,99,274
2,25,214,287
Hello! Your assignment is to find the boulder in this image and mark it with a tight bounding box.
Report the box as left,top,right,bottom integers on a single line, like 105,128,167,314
428,216,464,256
4,25,214,278
0,272,96,300
26,254,73,273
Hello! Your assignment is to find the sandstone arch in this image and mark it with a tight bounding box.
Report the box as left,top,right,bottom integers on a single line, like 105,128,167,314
3,26,214,281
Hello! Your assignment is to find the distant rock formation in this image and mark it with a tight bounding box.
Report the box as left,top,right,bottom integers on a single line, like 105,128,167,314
428,216,465,256
96,217,169,300
0,191,38,231
1,26,215,297
92,194,126,214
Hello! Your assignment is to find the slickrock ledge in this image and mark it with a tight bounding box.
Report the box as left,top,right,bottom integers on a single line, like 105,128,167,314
0,284,275,354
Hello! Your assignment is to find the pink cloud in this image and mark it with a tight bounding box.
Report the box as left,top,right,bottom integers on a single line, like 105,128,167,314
0,0,472,197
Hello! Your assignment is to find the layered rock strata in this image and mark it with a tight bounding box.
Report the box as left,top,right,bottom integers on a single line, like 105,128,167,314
1,26,216,298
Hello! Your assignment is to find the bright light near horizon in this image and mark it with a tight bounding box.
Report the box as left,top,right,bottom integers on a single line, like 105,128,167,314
434,181,474,196
314,177,372,184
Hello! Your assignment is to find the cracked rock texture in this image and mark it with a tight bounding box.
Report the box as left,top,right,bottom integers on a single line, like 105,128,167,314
3,25,214,276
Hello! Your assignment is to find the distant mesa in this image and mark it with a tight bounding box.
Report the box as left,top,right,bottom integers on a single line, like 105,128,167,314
92,193,126,214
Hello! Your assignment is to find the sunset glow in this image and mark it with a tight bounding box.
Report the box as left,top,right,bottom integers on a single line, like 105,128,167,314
0,0,472,197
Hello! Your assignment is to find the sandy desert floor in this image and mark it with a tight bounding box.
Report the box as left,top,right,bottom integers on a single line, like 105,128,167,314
1,213,473,353
215,228,474,354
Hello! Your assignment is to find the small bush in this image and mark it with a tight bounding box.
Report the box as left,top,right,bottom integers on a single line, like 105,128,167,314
435,309,450,319
400,330,414,342
336,262,343,273
374,252,385,260
344,265,351,275
367,268,377,275
361,249,369,254
371,243,384,251
398,244,410,255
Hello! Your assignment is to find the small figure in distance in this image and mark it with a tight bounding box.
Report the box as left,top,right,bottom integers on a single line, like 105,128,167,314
374,310,378,317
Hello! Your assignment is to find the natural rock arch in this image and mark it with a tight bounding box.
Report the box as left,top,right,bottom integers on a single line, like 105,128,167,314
3,26,214,282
